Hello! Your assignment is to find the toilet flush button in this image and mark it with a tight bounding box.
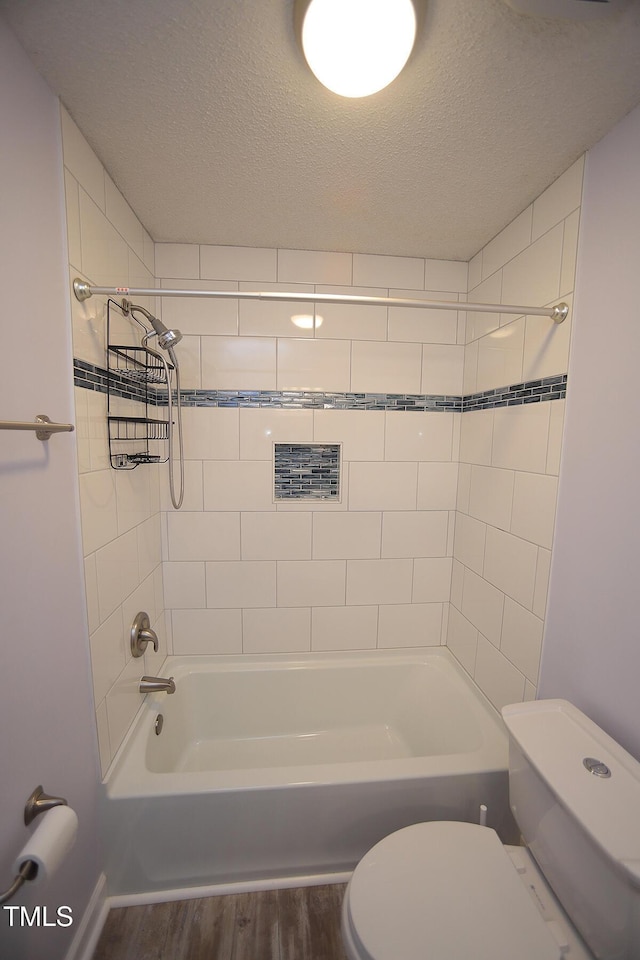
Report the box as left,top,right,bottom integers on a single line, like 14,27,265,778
583,757,611,778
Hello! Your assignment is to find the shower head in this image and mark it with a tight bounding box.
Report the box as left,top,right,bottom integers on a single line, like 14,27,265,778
123,300,183,349
151,318,183,350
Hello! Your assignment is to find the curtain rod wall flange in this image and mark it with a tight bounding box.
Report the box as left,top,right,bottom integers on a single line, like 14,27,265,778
72,279,568,322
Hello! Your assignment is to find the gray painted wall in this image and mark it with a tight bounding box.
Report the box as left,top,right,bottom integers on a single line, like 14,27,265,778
0,16,102,959
540,104,640,762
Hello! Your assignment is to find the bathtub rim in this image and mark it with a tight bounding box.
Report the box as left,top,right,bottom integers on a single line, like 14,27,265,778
104,647,509,798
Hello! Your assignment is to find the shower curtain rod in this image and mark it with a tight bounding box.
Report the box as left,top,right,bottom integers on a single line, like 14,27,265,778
72,279,569,323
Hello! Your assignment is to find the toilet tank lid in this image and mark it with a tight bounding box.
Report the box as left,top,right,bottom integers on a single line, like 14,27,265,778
502,699,640,887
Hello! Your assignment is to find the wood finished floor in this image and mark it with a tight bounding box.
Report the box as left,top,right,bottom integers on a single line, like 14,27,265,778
93,884,349,960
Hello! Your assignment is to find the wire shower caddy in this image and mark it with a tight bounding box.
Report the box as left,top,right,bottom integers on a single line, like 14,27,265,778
106,299,172,469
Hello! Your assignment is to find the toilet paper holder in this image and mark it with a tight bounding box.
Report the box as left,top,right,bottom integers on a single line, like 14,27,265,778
0,785,68,904
24,785,68,826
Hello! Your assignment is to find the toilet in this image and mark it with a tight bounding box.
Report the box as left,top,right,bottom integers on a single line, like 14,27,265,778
342,699,640,960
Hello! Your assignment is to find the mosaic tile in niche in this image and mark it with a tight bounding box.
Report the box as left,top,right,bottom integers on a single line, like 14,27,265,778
274,443,341,501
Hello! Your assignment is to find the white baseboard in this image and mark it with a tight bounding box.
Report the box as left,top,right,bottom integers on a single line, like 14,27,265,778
64,872,109,960
108,870,352,909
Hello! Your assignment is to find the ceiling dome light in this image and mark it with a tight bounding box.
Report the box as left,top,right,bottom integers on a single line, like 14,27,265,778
299,0,417,98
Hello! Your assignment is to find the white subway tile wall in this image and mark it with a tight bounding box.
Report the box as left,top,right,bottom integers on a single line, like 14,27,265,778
65,95,582,766
450,156,582,710
157,239,466,667
64,106,164,776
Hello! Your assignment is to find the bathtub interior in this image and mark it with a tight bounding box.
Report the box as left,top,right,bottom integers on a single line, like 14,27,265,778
145,656,486,775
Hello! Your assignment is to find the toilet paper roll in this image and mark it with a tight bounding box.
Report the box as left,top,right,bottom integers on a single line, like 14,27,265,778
13,805,78,884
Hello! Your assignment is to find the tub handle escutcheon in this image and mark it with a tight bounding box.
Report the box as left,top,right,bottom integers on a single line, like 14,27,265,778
131,611,159,658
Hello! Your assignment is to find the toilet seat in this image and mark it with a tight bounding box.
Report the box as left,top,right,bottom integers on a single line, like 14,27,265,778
343,821,565,960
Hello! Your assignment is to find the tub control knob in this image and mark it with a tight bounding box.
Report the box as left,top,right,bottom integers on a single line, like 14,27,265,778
130,611,159,658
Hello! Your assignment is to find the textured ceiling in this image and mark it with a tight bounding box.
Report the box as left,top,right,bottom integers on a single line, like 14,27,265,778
2,0,640,260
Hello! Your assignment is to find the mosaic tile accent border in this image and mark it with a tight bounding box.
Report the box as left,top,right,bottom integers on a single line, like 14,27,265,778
176,389,463,411
274,443,341,501
463,375,567,410
74,358,113,393
73,360,566,412
73,358,162,405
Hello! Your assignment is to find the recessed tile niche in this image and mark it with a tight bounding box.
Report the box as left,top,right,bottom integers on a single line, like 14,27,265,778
274,443,341,502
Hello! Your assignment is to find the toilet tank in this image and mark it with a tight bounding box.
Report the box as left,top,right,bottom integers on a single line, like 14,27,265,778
502,700,640,960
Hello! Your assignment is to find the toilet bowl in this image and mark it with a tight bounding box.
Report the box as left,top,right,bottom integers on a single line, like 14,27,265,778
341,700,640,960
341,820,591,959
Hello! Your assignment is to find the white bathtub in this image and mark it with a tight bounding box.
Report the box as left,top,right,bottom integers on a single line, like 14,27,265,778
103,648,514,897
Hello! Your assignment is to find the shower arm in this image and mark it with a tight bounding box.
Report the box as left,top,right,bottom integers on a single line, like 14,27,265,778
73,280,569,323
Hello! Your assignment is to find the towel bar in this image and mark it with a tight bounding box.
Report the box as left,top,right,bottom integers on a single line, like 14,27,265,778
0,414,74,441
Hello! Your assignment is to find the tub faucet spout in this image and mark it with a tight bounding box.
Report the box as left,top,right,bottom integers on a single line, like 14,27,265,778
140,676,176,695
